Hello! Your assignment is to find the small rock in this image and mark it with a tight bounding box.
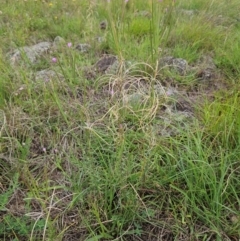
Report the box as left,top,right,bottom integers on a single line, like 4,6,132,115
75,43,91,53
124,92,144,107
200,55,216,69
194,55,217,81
9,42,52,65
35,69,59,82
107,60,133,75
157,108,194,137
53,36,65,46
159,56,188,75
94,55,117,73
153,85,179,97
196,68,215,80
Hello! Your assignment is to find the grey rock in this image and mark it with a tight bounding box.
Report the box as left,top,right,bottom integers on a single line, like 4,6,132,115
172,58,188,75
96,56,132,75
158,56,188,75
157,107,194,137
105,60,125,75
35,69,59,82
9,42,51,65
200,55,216,69
53,36,65,46
196,68,215,80
194,55,217,81
153,84,178,96
94,55,117,73
124,91,144,107
75,43,91,53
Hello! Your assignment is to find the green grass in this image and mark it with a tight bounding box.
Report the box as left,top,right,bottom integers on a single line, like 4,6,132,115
0,0,240,240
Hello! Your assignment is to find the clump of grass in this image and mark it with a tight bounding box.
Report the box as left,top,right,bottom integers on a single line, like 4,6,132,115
128,17,152,37
1,214,46,240
215,33,240,78
202,90,240,149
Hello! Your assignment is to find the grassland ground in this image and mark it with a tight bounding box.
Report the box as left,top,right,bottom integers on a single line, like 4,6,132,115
0,0,240,240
